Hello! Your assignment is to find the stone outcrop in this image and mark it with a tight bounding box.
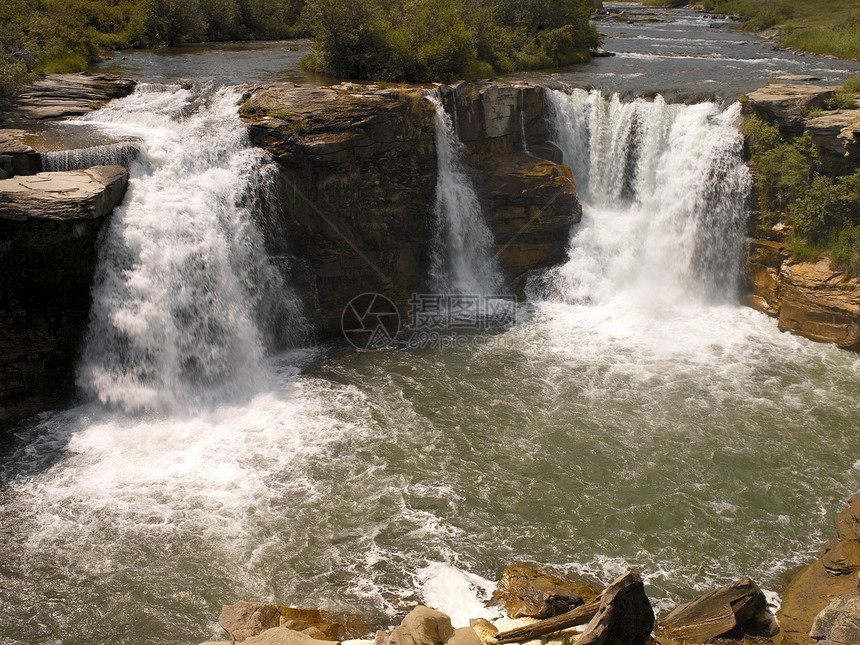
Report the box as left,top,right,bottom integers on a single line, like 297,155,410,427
0,165,128,429
745,244,860,351
0,129,42,178
491,562,600,619
809,594,860,644
0,73,136,126
575,570,654,645
241,81,579,335
220,602,283,642
777,495,860,645
744,84,837,134
743,83,860,351
0,166,129,221
658,578,775,642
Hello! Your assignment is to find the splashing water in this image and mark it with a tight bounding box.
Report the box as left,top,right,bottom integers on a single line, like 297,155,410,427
426,90,503,296
543,88,751,306
76,83,309,413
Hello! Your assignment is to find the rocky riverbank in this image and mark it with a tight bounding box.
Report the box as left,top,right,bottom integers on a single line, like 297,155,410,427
198,494,860,645
742,82,860,352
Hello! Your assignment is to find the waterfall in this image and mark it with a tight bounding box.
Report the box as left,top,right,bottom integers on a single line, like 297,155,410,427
544,88,751,306
76,83,309,413
41,142,142,171
426,90,502,296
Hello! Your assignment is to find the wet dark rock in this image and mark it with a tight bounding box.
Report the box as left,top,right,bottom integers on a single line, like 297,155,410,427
241,82,579,335
576,570,654,645
492,562,600,619
0,165,129,430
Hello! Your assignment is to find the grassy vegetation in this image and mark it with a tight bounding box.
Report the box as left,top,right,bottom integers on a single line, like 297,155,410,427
299,0,600,81
0,0,306,97
744,81,860,275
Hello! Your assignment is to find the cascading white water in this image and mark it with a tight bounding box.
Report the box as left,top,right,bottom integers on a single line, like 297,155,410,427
41,142,142,171
76,83,308,412
544,88,751,306
426,91,503,295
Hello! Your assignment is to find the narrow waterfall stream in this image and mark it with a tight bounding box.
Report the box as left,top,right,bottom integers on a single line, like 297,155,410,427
426,91,503,296
2,85,860,645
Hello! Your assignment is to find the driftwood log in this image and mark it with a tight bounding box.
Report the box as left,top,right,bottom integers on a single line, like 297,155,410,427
495,599,601,643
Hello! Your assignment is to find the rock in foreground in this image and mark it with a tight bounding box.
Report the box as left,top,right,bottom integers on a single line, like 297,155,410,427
492,562,600,619
576,570,654,645
659,577,773,642
809,594,860,644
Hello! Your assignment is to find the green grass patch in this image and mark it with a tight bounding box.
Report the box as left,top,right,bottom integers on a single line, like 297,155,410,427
779,25,860,60
35,49,90,74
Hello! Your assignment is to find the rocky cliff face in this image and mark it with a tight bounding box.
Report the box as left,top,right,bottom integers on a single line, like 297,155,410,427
0,166,129,428
743,83,860,351
241,81,579,335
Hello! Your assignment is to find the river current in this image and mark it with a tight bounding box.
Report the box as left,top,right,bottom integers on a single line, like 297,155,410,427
2,4,860,644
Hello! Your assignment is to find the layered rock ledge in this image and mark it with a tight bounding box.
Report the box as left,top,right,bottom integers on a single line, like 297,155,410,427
743,83,860,350
0,165,129,428
0,72,136,126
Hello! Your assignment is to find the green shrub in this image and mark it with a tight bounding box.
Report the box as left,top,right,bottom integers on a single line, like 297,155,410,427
831,224,860,275
300,0,600,81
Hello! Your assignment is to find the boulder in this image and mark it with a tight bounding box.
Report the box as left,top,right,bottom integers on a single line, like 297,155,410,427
220,602,283,642
659,578,773,642
575,570,654,645
492,563,600,619
242,627,339,645
377,606,455,645
809,594,860,644
447,627,483,645
469,619,500,644
0,166,129,221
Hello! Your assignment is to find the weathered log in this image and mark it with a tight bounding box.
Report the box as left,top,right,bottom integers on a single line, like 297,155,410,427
494,600,601,643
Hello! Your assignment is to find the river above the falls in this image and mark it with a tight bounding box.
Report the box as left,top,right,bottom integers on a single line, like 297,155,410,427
2,6,860,645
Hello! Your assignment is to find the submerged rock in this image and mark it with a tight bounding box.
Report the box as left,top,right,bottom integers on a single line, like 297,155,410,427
492,562,600,619
659,578,775,642
576,570,654,645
